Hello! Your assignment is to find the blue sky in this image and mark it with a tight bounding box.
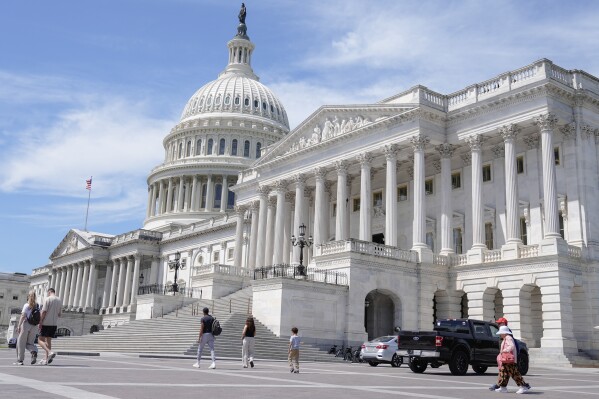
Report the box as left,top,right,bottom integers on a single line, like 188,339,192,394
1,0,599,274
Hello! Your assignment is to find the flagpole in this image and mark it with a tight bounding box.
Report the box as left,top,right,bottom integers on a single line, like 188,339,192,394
84,176,92,232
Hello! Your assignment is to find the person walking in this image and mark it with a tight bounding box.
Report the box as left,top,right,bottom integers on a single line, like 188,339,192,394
494,325,531,394
14,291,39,366
489,318,531,392
193,307,216,369
241,316,256,368
37,288,62,365
288,327,300,374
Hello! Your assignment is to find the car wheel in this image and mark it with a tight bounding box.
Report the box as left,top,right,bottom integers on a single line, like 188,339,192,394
368,361,379,367
472,364,488,374
409,358,428,373
448,350,469,376
518,351,529,376
391,354,402,368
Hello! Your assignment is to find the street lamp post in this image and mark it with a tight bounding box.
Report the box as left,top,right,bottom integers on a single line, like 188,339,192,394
291,223,313,276
167,252,186,295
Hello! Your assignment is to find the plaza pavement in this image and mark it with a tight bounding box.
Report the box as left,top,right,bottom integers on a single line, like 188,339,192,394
1,349,599,398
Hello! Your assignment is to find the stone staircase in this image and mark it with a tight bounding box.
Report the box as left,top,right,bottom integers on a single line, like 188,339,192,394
529,348,599,368
51,287,338,362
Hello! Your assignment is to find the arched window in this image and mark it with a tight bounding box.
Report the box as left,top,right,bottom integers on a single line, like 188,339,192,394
219,138,226,155
234,96,240,105
244,97,250,107
262,102,266,110
200,184,207,208
215,94,221,104
186,141,191,157
224,95,231,105
227,184,235,209
178,143,183,159
214,183,222,208
195,139,202,155
256,142,262,159
243,140,250,158
231,139,238,156
254,99,259,108
207,139,214,155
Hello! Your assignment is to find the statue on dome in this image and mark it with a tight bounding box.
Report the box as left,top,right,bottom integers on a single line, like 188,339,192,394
236,3,248,38
239,3,246,24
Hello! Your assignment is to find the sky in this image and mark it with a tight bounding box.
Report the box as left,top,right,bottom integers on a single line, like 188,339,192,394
1,0,599,274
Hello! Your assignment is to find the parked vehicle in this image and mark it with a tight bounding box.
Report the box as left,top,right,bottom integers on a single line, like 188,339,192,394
396,319,529,376
360,335,403,367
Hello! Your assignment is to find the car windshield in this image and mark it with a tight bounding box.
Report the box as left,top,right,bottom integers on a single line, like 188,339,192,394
370,336,396,343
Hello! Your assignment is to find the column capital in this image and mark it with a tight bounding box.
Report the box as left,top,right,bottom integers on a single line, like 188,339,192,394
313,166,327,181
432,160,442,173
410,135,430,151
523,134,540,149
383,143,398,160
435,143,455,158
257,185,270,197
268,196,277,207
466,134,484,151
273,180,288,193
499,124,519,141
285,192,295,203
335,160,349,174
248,200,259,211
534,112,558,131
234,205,247,215
581,124,596,139
560,122,576,140
292,173,306,186
492,145,505,158
304,187,314,198
324,181,333,194
357,152,373,167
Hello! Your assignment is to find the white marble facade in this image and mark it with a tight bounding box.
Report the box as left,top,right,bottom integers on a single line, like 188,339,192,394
29,17,599,364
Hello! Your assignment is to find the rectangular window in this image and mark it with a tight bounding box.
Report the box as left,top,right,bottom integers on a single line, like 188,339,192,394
453,228,463,254
372,191,383,207
13,295,18,301
353,198,360,212
482,164,492,182
554,146,561,166
485,222,494,250
425,179,434,195
397,185,408,201
426,232,435,252
451,172,461,189
227,248,234,260
520,217,528,245
516,155,525,174
559,211,565,239
213,251,219,262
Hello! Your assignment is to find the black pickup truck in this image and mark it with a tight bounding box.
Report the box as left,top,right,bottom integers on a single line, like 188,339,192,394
395,319,529,376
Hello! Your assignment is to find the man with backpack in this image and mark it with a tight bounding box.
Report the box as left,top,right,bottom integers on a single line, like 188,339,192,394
193,307,219,369
37,288,62,365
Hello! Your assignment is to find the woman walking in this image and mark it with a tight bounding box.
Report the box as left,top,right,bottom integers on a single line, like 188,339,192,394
494,325,531,394
241,317,256,368
14,291,39,366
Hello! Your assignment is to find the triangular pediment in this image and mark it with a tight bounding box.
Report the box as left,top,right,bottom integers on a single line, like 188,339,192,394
50,229,100,259
254,104,417,167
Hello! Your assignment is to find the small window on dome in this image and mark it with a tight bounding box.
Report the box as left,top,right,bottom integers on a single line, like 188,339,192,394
207,96,212,105
196,139,202,156
224,95,231,105
200,97,204,106
219,138,226,155
254,99,259,108
270,104,274,113
215,94,221,104
232,139,238,156
235,96,240,105
276,106,279,114
244,97,250,107
256,142,262,159
207,139,214,155
244,140,250,158
262,102,266,110
186,141,191,157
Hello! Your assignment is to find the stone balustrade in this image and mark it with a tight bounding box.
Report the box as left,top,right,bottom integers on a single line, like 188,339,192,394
315,239,417,263
193,264,251,277
520,244,539,258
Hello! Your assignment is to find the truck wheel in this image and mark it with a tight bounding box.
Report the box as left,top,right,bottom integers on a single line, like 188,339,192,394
472,364,488,374
518,351,529,376
409,358,428,373
391,354,402,368
368,361,379,367
448,350,469,376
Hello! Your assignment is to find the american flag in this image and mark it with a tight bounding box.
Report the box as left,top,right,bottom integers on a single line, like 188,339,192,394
86,177,92,190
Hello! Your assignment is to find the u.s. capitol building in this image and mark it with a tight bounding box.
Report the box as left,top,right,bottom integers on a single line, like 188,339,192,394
29,8,599,366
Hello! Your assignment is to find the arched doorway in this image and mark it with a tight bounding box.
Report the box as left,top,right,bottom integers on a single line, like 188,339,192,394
520,284,542,348
364,290,399,340
460,292,469,319
483,287,504,321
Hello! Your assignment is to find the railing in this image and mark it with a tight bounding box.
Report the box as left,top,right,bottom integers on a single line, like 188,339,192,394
519,244,539,258
252,265,348,286
483,249,502,263
568,245,582,258
111,229,162,245
137,284,204,299
316,239,417,263
449,254,468,266
193,264,252,277
31,266,51,276
432,254,448,266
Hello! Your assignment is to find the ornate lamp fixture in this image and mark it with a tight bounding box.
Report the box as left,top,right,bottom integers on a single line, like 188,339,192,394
167,252,186,295
290,223,313,276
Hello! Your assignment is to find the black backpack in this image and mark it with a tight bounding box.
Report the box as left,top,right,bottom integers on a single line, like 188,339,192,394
28,304,40,326
211,318,222,336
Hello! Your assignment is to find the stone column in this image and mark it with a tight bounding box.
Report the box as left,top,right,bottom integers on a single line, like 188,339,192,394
411,135,430,251
63,265,73,308
248,201,259,268
535,113,561,239
467,134,486,250
358,153,373,241
116,258,127,307
149,256,160,285
177,176,185,212
284,192,293,263
123,256,134,308
85,260,96,310
165,178,174,213
191,175,198,211
234,206,245,267
130,255,141,309
158,181,165,214
313,167,326,246
205,175,214,211
101,262,113,309
146,185,153,218
109,259,119,308
72,263,83,309
436,143,455,255
184,178,192,211
51,269,59,295
220,175,228,212
335,160,348,240
500,125,522,257
150,183,157,216
384,145,398,247
264,196,277,265
79,261,90,310
255,187,269,267
59,267,68,300
293,175,306,263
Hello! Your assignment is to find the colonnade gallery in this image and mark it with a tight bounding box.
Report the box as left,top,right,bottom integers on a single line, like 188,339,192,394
29,10,599,365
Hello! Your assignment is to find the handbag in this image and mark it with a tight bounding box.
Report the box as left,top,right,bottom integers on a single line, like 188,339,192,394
500,351,515,364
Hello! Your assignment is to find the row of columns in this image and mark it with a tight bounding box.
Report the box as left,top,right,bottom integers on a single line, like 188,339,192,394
233,113,563,266
147,174,232,218
100,255,141,312
50,260,98,312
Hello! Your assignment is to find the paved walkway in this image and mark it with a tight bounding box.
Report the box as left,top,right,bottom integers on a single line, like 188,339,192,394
1,349,599,398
